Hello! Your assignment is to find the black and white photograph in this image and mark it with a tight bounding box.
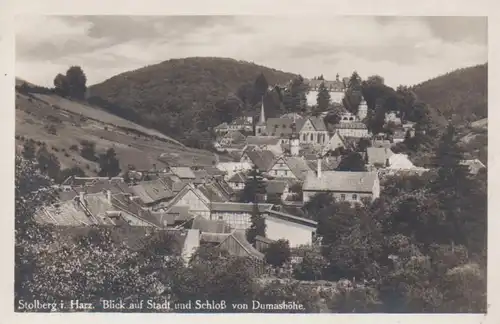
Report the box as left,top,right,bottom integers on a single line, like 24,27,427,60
12,14,488,314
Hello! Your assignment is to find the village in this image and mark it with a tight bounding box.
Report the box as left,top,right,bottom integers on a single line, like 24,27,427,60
34,75,486,269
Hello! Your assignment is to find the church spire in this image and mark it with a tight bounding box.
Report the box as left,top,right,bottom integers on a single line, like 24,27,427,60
259,96,266,125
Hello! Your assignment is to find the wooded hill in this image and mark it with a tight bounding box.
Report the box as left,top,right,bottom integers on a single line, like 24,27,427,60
88,57,298,148
413,63,487,125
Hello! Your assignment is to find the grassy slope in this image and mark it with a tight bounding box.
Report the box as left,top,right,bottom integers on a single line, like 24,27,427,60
15,90,226,175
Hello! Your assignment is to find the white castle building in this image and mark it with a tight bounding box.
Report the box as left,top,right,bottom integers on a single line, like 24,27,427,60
305,74,348,106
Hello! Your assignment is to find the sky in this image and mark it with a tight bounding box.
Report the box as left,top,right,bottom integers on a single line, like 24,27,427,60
15,15,488,88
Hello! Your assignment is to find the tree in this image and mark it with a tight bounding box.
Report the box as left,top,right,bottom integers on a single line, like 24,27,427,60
80,140,97,161
36,145,61,181
242,166,267,244
98,148,121,178
357,138,371,152
264,239,291,267
283,75,308,113
253,73,269,105
336,152,366,172
172,246,255,312
343,71,363,114
316,81,331,113
240,166,267,203
293,247,328,281
366,75,385,85
65,66,87,100
22,139,36,160
15,154,57,307
53,73,69,96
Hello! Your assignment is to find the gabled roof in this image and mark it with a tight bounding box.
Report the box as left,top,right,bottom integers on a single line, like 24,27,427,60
170,167,196,179
163,183,211,211
308,116,328,131
222,130,246,143
265,118,298,137
129,179,174,204
227,171,247,183
214,122,229,130
282,157,313,181
460,159,486,175
111,193,163,227
244,150,276,171
303,171,379,193
246,136,281,146
197,181,231,203
219,230,264,260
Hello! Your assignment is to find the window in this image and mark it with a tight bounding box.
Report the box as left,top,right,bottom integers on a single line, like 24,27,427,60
310,133,313,141
340,194,346,201
284,170,288,176
282,124,286,128
302,134,306,141
352,194,358,200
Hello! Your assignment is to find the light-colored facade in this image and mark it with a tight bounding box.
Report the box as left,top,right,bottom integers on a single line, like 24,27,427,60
298,118,329,146
322,131,346,155
333,123,370,138
268,157,296,179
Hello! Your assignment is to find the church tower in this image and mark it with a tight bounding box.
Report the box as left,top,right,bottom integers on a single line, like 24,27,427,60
357,96,368,121
255,97,267,136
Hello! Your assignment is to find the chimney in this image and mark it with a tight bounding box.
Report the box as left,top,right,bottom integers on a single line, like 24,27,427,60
106,190,112,202
317,155,322,178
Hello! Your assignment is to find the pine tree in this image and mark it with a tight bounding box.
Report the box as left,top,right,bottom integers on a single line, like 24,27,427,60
98,148,121,178
245,166,267,244
316,81,331,114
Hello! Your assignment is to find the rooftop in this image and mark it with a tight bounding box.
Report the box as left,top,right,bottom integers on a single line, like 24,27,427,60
303,171,378,193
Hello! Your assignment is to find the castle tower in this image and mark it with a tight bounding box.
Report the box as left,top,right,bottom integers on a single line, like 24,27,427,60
255,97,267,135
358,97,368,121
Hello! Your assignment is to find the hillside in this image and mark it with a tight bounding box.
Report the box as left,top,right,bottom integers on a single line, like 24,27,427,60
15,83,225,176
88,57,298,146
412,63,487,124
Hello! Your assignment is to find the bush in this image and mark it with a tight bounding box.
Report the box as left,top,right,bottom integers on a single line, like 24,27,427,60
69,144,78,151
264,239,291,268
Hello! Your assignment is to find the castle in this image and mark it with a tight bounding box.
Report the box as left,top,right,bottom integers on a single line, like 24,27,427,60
304,74,349,106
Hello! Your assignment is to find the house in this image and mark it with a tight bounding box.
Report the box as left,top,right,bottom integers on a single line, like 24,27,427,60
322,131,347,155
169,167,196,180
265,180,290,202
240,149,276,172
227,171,247,190
265,209,317,247
161,183,211,218
218,130,246,147
228,116,253,132
190,215,233,234
392,130,407,143
303,159,380,203
216,161,253,180
267,156,312,181
214,122,230,134
196,180,233,203
366,147,394,167
35,191,162,227
129,179,175,207
460,159,486,175
246,136,283,155
332,122,370,138
209,202,317,247
385,111,402,125
210,202,274,230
